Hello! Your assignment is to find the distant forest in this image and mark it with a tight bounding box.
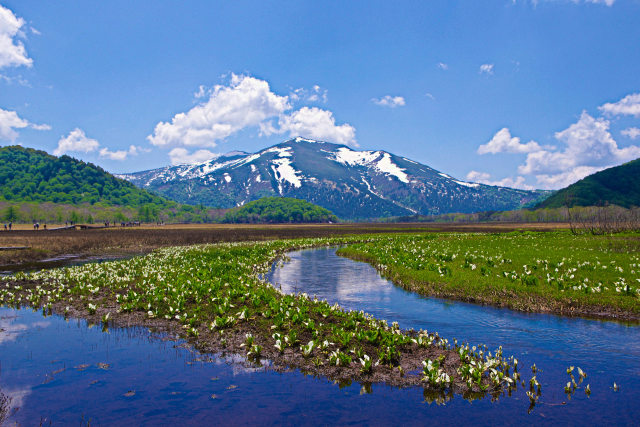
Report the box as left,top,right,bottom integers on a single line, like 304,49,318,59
223,197,338,223
0,201,227,225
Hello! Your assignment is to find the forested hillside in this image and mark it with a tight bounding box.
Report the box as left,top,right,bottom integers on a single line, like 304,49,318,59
536,158,640,209
223,197,338,223
0,145,169,207
0,146,229,224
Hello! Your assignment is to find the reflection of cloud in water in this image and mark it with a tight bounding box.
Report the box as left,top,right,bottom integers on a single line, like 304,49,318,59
2,386,32,419
0,313,51,345
271,255,304,294
269,249,394,309
0,324,27,345
334,261,392,304
0,314,28,345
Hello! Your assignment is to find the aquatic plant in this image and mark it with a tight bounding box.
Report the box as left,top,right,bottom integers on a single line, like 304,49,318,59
0,235,529,398
337,231,640,319
422,358,451,388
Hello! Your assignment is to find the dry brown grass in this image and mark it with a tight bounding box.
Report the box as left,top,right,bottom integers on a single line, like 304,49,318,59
0,222,569,267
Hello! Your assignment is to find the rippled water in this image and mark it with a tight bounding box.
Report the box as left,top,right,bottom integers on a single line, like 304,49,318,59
1,247,638,424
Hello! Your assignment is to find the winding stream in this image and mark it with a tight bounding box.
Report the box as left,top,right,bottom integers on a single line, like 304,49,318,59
0,247,638,424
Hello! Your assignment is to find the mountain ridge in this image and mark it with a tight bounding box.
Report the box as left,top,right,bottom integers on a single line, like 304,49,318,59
118,137,550,219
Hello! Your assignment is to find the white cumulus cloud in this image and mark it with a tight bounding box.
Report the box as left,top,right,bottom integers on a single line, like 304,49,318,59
0,108,49,141
479,64,494,75
168,147,218,165
99,145,149,161
465,171,533,190
599,93,640,117
478,127,542,154
532,166,604,189
149,74,357,157
621,127,640,140
148,74,291,149
372,95,406,108
475,109,640,189
56,128,149,161
54,128,100,155
513,111,640,188
290,85,328,103
519,111,640,176
276,107,357,146
0,4,32,69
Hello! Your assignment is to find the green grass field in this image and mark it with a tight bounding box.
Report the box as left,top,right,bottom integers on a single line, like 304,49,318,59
338,231,640,319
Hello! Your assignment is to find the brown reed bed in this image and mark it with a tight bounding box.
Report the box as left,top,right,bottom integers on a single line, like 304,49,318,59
0,222,567,268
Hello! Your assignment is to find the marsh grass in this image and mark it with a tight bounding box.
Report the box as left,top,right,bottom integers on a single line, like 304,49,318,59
337,231,640,321
0,237,524,397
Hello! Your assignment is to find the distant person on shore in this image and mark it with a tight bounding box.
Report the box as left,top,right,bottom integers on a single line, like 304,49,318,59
3,224,6,231
8,222,11,230
43,223,47,230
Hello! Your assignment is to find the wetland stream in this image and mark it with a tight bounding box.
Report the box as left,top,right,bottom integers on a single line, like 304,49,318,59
1,247,638,424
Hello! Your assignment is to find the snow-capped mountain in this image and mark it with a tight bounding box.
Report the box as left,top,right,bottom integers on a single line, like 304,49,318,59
118,137,548,219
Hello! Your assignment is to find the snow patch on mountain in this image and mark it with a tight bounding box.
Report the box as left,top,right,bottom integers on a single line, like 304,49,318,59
454,180,479,188
271,157,302,189
294,137,322,144
376,153,409,183
332,147,380,166
264,147,293,157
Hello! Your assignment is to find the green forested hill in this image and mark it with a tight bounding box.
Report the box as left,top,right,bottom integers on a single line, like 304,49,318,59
536,158,640,208
0,145,170,207
223,197,338,223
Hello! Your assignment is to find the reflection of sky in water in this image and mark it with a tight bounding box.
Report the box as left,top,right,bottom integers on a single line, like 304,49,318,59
271,247,394,305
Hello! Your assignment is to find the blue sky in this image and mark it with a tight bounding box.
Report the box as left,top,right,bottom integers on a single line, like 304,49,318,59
1,0,640,189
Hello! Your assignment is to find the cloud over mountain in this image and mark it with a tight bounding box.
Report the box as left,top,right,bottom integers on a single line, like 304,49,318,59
147,74,356,161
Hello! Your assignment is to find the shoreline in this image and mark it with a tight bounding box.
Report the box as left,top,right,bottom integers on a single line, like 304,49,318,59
0,239,523,401
337,241,640,324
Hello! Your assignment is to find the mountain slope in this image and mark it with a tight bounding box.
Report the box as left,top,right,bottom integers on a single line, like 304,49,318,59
536,158,640,209
0,145,172,208
119,138,549,219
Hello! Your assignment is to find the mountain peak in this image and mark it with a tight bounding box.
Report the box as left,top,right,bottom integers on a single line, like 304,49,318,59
120,138,548,219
